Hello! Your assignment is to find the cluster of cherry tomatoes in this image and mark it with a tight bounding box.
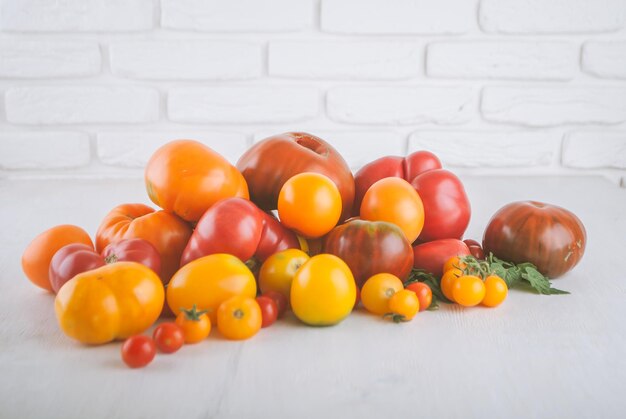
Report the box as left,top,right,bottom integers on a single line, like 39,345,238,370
440,256,508,307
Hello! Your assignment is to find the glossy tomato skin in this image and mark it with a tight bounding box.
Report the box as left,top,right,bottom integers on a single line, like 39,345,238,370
411,169,471,242
254,211,301,262
323,219,414,288
152,322,184,354
121,335,156,368
49,243,105,293
256,296,278,328
236,132,355,222
413,239,471,278
102,238,161,277
463,239,485,260
483,201,586,278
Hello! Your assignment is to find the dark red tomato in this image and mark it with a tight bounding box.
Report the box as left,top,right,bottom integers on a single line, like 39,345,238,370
254,210,301,262
121,335,156,368
323,219,414,288
152,322,184,354
102,238,161,278
256,296,278,328
463,239,485,260
411,169,471,242
483,201,586,278
405,282,432,311
262,290,288,318
237,132,355,222
413,239,471,277
49,243,105,293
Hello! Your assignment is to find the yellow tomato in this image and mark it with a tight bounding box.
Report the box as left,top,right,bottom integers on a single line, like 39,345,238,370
290,254,356,326
482,275,508,308
443,256,467,274
387,289,420,322
361,273,404,315
259,248,310,298
54,262,164,345
166,254,256,324
452,275,486,307
441,268,463,302
217,296,262,340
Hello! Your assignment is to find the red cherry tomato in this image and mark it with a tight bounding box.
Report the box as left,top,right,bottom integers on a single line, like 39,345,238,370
152,323,185,354
463,239,485,260
262,290,288,318
405,282,432,311
256,296,278,328
121,335,156,368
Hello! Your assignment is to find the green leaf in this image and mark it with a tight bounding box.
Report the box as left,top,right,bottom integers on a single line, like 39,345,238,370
405,268,453,305
520,266,570,295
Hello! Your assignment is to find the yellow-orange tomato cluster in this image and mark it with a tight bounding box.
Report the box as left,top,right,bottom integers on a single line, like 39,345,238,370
441,256,508,308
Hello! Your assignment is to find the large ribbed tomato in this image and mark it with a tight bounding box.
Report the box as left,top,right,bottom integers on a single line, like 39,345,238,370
483,201,586,278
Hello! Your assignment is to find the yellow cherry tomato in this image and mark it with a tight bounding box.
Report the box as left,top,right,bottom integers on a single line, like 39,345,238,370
361,273,404,315
441,268,463,302
54,262,164,345
387,289,420,322
167,254,256,324
176,305,211,343
482,275,508,307
443,256,467,274
259,248,310,298
217,296,262,340
452,275,486,307
290,254,356,326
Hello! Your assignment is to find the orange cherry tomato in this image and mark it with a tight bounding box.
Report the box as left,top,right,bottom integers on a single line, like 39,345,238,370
441,268,463,302
387,289,420,322
405,282,432,311
217,296,262,340
176,305,211,344
452,275,486,307
443,256,467,274
360,273,404,316
360,177,425,243
482,275,508,307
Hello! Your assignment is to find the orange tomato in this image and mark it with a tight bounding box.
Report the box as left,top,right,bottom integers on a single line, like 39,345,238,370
176,305,212,343
482,275,508,307
360,273,404,316
217,296,262,340
145,139,249,223
277,172,342,238
443,256,467,274
387,289,420,322
360,177,425,243
405,282,432,311
441,268,463,302
452,275,486,307
258,248,310,299
22,224,93,292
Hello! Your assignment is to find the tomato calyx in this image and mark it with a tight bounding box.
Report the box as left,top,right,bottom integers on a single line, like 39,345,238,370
104,254,118,264
233,309,245,319
181,304,209,321
383,312,409,323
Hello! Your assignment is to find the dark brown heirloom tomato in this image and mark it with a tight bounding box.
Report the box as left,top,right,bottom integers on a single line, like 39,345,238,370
323,219,414,288
483,201,586,278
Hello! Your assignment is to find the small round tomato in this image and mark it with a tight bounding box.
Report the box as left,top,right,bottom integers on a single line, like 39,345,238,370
463,239,485,260
482,275,508,308
262,290,288,318
256,296,278,328
405,282,432,311
258,249,310,298
452,275,486,307
217,296,262,340
152,322,185,354
387,289,420,322
360,273,404,316
121,335,156,368
360,177,425,243
443,256,467,274
277,172,342,238
441,268,463,302
175,305,211,344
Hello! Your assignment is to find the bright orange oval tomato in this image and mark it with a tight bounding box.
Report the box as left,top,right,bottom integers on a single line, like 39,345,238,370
361,273,404,316
387,289,420,322
452,275,486,307
482,275,508,308
145,139,249,223
441,268,463,302
166,254,256,325
360,177,425,243
277,172,342,238
175,305,211,343
217,296,262,340
258,248,310,298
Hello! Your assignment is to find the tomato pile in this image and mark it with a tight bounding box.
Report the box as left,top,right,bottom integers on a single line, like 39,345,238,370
21,132,587,368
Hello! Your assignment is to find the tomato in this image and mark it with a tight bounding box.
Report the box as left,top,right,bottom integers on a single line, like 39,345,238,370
452,275,486,307
102,238,161,277
152,322,184,354
387,289,420,322
167,254,256,324
259,249,310,298
411,169,471,242
55,262,164,345
483,201,586,278
49,244,105,293
360,177,424,243
217,296,262,340
441,268,462,301
254,210,303,262
413,239,471,277
256,296,278,328
463,239,485,260
278,172,342,238
22,225,93,292
145,139,249,222
482,275,508,308
96,203,192,284
121,335,156,368
405,282,432,311
443,256,467,274
323,219,413,288
360,273,404,315
290,254,356,326
176,306,211,344
237,132,355,222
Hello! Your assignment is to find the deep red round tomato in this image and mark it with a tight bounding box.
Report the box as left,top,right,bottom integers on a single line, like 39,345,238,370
152,322,185,354
413,239,471,277
49,243,105,293
102,238,161,277
256,296,278,328
121,335,156,368
483,201,586,278
463,239,485,260
405,282,432,311
262,290,288,318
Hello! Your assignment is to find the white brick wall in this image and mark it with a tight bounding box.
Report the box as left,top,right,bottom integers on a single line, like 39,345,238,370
0,0,625,185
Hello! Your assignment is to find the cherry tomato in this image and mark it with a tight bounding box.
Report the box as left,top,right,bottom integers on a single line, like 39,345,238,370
387,289,420,322
175,305,211,344
262,290,289,318
360,273,404,316
405,282,432,311
152,322,185,354
121,335,156,369
258,249,310,298
482,275,508,308
452,275,486,307
441,268,462,302
443,256,467,274
256,296,278,328
217,296,262,340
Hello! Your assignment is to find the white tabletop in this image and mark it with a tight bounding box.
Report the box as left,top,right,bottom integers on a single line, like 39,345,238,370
0,175,624,419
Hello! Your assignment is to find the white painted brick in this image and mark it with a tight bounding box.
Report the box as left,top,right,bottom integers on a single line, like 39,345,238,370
0,132,90,169
97,132,249,167
162,0,313,32
481,87,626,127
269,41,421,80
5,86,159,125
408,131,558,167
110,41,261,80
253,130,406,169
327,86,475,125
168,87,319,124
0,41,101,78
0,0,153,32
427,41,577,80
562,131,626,169
479,0,626,34
321,0,474,34
582,42,626,79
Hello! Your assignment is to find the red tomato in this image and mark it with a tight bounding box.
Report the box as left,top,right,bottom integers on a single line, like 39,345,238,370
102,238,161,276
49,244,105,293
263,290,289,318
152,323,184,354
405,282,432,311
413,239,471,277
121,335,156,368
256,296,278,328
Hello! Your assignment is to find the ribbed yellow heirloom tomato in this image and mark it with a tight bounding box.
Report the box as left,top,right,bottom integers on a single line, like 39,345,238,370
290,254,356,326
167,254,256,324
54,262,164,345
259,248,310,298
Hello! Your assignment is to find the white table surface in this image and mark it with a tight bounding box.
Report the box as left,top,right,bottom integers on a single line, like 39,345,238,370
0,175,624,419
